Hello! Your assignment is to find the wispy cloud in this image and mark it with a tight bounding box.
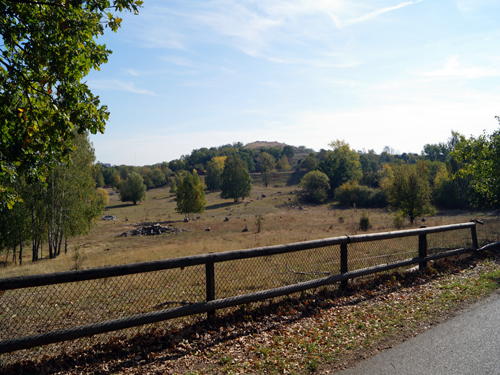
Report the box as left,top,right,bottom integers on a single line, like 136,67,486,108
345,1,423,26
161,56,194,67
416,55,500,80
87,79,156,96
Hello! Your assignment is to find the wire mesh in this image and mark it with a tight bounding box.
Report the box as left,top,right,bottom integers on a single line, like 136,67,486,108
214,245,340,301
0,223,488,364
348,236,418,271
0,265,206,343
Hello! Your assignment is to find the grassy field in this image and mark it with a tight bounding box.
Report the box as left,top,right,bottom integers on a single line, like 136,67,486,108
2,173,500,371
1,171,499,279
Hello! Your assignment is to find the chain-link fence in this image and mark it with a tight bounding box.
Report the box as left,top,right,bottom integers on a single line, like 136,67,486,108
0,221,494,364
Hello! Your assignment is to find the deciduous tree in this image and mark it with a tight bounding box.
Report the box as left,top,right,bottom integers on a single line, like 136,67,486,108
221,156,252,202
119,172,146,205
0,0,143,208
258,152,275,187
175,172,206,217
382,163,435,223
299,171,330,203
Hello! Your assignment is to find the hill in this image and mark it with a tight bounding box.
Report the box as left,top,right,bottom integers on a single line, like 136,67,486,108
243,141,289,150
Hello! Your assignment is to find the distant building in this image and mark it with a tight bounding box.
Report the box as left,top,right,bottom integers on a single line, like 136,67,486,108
102,163,111,168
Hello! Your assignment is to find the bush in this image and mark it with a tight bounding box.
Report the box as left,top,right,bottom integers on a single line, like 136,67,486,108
359,210,370,231
393,210,406,229
335,181,388,208
299,170,330,203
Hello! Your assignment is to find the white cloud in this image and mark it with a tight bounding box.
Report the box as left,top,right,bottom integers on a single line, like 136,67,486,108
87,79,156,96
415,55,500,80
344,1,423,26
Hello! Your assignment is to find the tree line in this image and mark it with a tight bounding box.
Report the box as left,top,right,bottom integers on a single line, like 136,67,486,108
0,134,107,265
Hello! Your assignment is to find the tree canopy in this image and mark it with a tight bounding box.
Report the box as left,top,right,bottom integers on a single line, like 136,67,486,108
119,172,146,205
221,156,252,202
299,170,330,203
175,171,206,217
453,125,500,208
0,0,142,208
382,163,435,223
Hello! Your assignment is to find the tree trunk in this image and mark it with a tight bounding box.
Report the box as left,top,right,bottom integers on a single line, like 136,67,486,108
12,245,17,266
19,227,23,266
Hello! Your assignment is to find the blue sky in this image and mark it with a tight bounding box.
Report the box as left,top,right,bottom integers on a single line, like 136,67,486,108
87,0,500,166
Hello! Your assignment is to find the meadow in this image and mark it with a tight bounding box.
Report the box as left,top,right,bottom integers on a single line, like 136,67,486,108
1,171,499,279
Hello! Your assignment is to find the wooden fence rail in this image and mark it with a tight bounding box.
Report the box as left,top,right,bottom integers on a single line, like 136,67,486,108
0,222,483,354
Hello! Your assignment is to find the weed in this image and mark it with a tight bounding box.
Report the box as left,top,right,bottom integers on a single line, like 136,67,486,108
220,354,233,365
256,214,263,233
305,358,319,372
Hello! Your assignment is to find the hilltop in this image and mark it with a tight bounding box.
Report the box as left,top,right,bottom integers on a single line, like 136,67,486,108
243,141,289,150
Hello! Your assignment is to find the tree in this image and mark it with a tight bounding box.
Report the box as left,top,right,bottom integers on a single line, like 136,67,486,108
301,155,318,171
276,156,292,171
382,163,435,223
96,188,110,206
0,133,106,262
258,152,276,187
0,0,143,209
205,160,223,191
175,172,206,217
319,140,362,197
282,145,295,161
453,126,500,208
221,156,252,202
169,177,177,194
119,172,146,205
299,171,330,203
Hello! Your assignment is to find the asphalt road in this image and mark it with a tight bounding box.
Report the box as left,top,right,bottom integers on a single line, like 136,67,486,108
338,290,500,375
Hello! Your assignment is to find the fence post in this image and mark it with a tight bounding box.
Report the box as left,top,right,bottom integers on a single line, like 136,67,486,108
471,224,479,250
340,243,348,289
419,234,427,271
206,260,216,320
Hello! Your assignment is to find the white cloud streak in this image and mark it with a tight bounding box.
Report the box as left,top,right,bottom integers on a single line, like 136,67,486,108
87,79,156,96
416,55,500,80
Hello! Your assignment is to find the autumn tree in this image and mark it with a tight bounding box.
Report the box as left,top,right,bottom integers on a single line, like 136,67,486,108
382,163,435,223
175,172,206,217
0,0,143,208
221,156,252,202
119,172,146,205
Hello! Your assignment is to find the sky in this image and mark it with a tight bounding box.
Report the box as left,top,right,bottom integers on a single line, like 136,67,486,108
87,0,500,166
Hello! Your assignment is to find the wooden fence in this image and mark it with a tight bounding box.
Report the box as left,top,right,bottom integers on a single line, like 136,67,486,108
0,222,485,354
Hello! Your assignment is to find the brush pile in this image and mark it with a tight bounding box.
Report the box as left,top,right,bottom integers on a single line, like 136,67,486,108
117,223,186,237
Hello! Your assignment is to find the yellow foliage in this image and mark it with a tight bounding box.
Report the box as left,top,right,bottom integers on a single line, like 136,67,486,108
212,156,227,170
96,188,109,206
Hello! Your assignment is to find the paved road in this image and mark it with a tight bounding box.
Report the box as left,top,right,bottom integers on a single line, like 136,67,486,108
338,290,500,375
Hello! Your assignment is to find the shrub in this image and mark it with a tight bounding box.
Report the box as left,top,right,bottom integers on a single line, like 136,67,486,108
335,181,388,208
299,170,330,203
359,210,370,231
393,210,406,229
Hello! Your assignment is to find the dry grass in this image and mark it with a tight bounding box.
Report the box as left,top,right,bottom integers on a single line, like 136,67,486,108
1,181,498,279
